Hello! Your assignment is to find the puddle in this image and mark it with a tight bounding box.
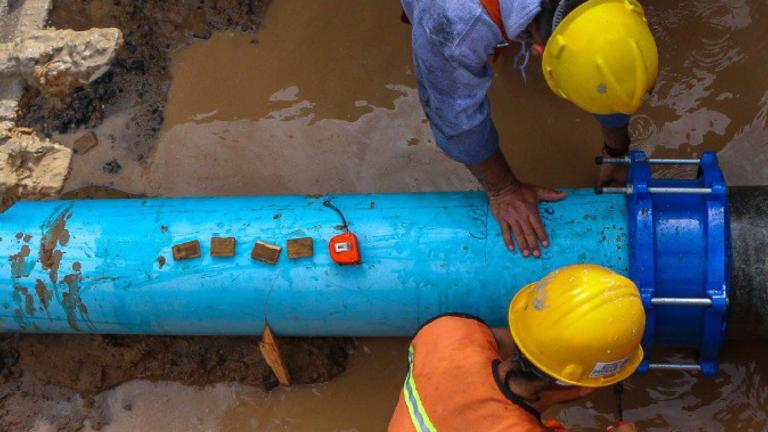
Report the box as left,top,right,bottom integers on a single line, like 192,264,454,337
59,0,478,196
58,0,768,196
218,338,406,432
33,0,768,430
550,340,768,431
162,0,416,126
64,338,768,432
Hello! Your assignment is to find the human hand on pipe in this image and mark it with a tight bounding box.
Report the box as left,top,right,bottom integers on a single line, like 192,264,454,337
466,149,566,258
489,183,566,257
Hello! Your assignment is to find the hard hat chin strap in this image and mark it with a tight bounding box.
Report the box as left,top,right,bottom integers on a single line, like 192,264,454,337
510,353,556,384
509,354,577,391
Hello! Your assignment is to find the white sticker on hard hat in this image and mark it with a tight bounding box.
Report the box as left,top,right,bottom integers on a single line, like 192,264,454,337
590,355,632,378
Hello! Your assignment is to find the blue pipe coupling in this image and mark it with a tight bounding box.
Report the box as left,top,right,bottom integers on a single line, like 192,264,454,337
625,152,729,376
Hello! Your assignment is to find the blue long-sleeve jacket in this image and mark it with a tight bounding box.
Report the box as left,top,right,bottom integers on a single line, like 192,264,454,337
401,0,629,165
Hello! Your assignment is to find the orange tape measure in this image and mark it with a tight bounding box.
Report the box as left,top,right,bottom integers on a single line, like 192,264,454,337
323,200,362,265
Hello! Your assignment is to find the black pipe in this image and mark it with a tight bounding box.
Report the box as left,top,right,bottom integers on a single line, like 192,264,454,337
728,186,768,339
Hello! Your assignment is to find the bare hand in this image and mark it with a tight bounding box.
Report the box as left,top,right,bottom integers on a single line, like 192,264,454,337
489,183,566,257
607,422,637,432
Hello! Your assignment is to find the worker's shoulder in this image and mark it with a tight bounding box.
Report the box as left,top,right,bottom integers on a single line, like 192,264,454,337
415,0,488,46
415,313,492,338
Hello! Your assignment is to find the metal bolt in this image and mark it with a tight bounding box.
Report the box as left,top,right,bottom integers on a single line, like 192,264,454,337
648,363,702,371
651,297,713,307
595,156,702,165
594,186,712,195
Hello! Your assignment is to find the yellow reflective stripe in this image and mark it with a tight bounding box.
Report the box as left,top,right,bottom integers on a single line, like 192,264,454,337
402,345,437,432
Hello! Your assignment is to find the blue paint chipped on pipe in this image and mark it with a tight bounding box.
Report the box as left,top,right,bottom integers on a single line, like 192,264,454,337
0,190,628,336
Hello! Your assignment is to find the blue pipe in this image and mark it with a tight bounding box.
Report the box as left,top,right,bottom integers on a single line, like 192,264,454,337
0,190,628,336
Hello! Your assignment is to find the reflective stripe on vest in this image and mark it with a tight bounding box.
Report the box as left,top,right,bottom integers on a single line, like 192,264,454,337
403,346,437,432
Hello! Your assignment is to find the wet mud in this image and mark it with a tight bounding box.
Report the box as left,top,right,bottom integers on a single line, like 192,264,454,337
0,334,352,431
38,207,71,286
58,0,477,196
59,185,143,200
19,0,272,162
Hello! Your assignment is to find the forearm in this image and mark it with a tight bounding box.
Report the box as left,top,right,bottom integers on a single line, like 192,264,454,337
466,149,519,194
601,125,630,156
598,125,631,187
426,113,518,192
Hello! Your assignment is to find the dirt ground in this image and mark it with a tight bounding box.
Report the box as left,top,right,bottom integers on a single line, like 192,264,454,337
19,0,271,164
0,333,352,431
2,1,355,431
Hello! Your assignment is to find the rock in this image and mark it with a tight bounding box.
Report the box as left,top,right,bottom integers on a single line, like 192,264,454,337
0,129,73,211
72,131,98,155
102,158,121,174
191,31,212,40
0,28,124,96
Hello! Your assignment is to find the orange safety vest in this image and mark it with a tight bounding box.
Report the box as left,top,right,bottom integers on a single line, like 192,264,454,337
388,315,568,432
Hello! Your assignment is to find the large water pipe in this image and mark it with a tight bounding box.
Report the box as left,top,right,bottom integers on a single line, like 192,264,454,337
1,152,763,373
728,186,768,338
1,190,629,335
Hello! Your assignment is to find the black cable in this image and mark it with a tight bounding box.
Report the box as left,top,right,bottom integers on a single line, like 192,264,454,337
323,200,349,231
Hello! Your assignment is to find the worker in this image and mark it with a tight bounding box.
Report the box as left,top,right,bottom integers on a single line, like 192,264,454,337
388,264,645,431
400,0,658,257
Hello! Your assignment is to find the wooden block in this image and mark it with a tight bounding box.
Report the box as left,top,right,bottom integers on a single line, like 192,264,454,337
287,237,313,259
259,323,291,386
72,131,98,155
251,241,281,264
172,240,201,261
210,237,235,257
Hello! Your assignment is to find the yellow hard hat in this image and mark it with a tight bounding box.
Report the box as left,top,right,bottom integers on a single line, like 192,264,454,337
508,264,645,387
541,0,659,115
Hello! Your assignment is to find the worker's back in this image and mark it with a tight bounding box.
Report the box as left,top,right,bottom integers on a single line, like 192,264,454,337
388,314,550,431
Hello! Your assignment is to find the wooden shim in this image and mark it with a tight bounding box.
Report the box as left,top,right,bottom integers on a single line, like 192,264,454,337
72,131,98,155
259,323,291,386
287,237,313,259
172,240,201,261
251,241,281,264
211,237,236,257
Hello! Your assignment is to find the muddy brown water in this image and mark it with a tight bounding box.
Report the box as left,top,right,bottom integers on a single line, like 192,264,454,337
35,0,768,430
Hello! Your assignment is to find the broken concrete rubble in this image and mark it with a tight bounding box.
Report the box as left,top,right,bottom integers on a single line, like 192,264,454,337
0,28,123,96
71,130,97,154
0,7,122,213
0,127,72,211
0,0,52,136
